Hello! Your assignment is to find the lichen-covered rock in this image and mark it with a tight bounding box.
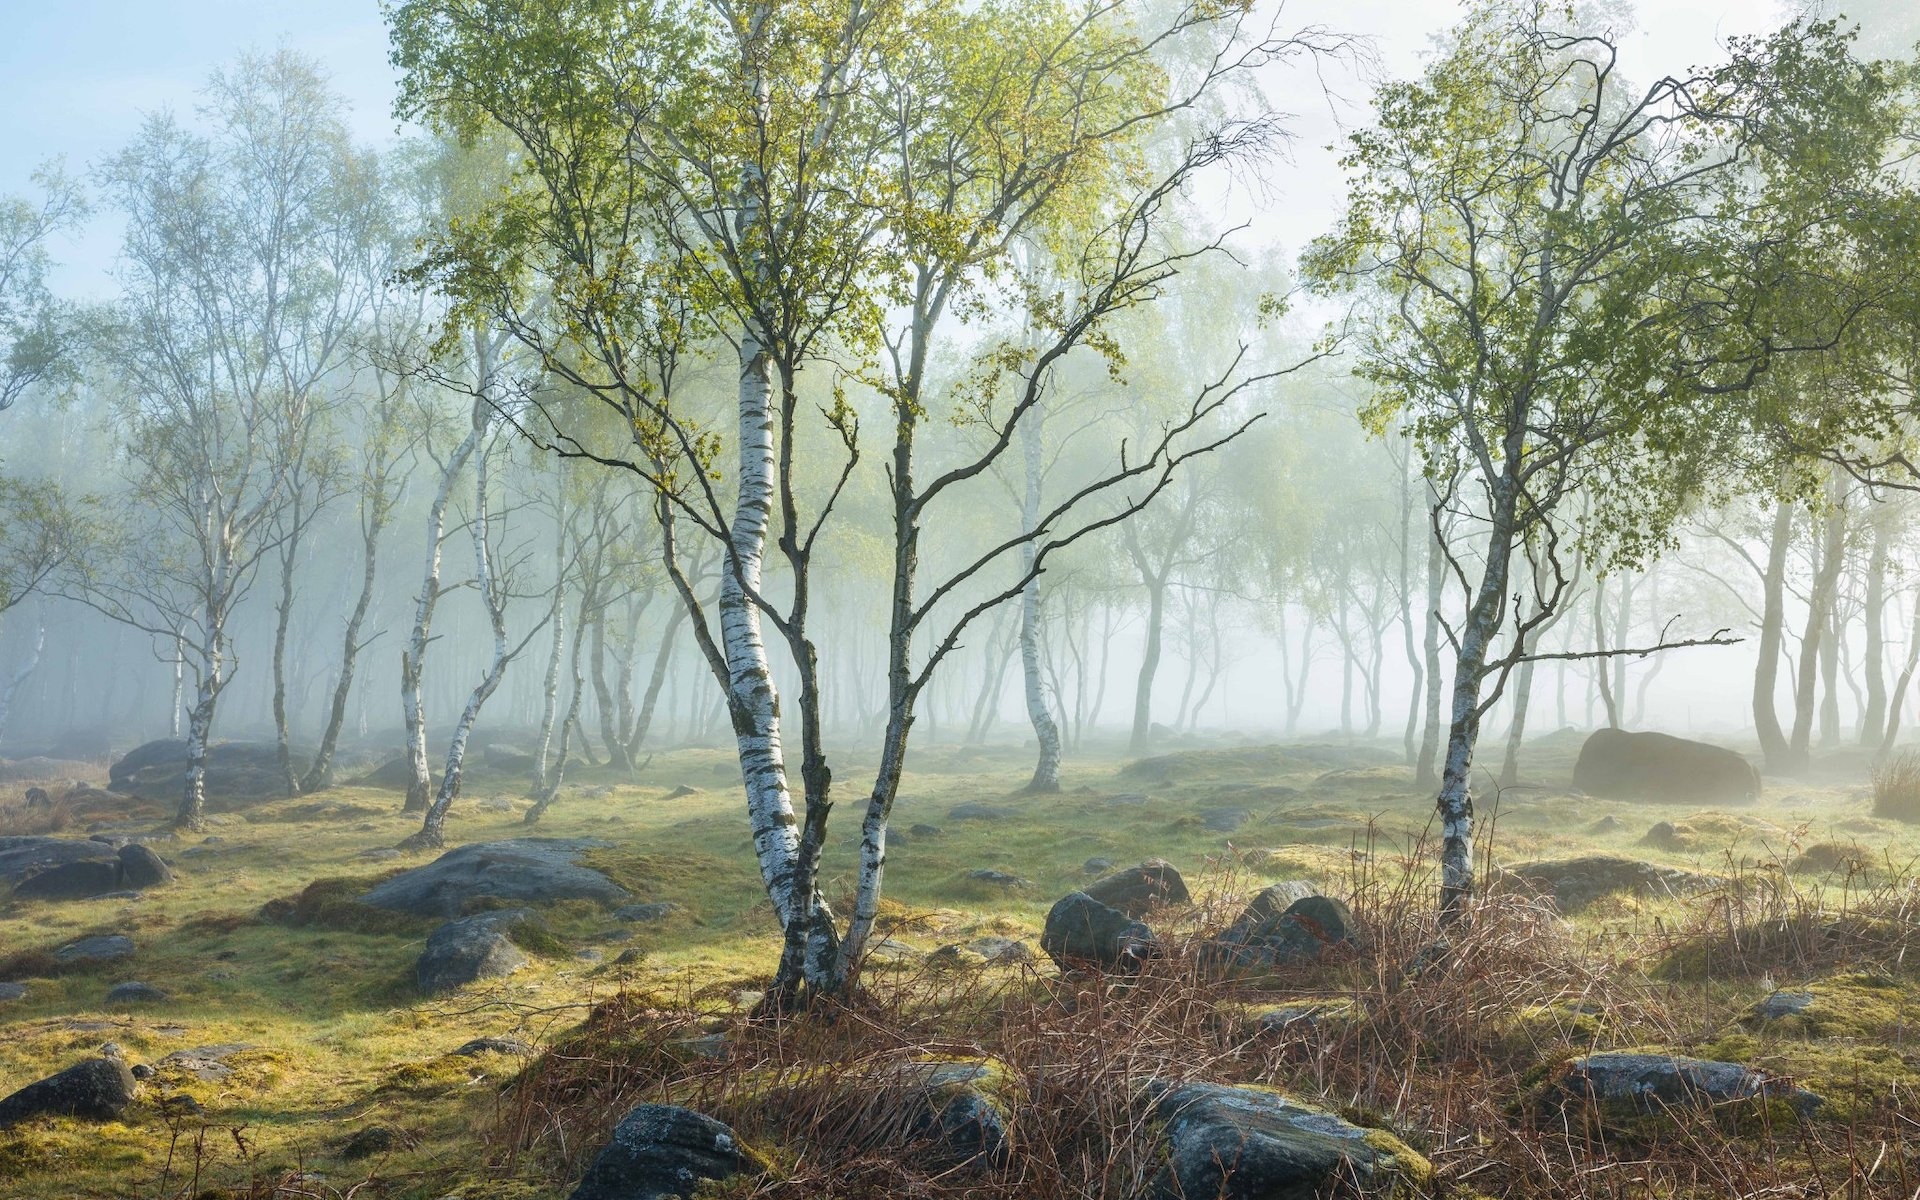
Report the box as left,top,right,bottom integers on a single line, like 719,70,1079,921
892,1059,1014,1169
104,981,168,1005
360,838,628,917
1541,1052,1821,1119
0,1057,137,1128
416,910,532,995
1041,891,1156,972
55,934,134,962
1201,892,1361,973
1080,860,1189,918
1147,1081,1432,1199
1498,855,1717,914
569,1103,762,1200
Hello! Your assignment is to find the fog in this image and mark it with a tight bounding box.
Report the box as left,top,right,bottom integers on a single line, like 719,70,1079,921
1,0,1918,804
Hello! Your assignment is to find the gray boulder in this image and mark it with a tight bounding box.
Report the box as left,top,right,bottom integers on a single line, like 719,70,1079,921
13,859,120,900
55,935,134,963
1542,1052,1821,1118
570,1104,760,1200
0,836,117,887
1201,891,1360,973
115,844,172,889
1147,1081,1431,1200
110,738,303,805
104,981,168,1005
0,1058,137,1128
1501,855,1716,914
1080,860,1190,918
0,982,25,1002
417,910,533,995
1041,891,1155,972
1572,728,1761,804
360,838,628,918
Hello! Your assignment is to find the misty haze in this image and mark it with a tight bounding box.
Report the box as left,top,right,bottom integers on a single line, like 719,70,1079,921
2,1,1920,1197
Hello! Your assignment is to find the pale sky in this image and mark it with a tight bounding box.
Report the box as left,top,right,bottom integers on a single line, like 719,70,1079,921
0,0,1790,298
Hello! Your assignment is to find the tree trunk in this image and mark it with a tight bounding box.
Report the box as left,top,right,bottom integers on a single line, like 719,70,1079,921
1879,584,1920,761
169,630,185,738
1019,408,1062,790
1130,576,1165,754
1861,517,1890,746
1754,497,1795,770
1499,654,1535,788
0,621,45,747
1436,479,1518,926
400,410,483,814
302,493,387,792
1790,478,1849,768
1415,516,1447,789
271,491,306,797
410,434,517,849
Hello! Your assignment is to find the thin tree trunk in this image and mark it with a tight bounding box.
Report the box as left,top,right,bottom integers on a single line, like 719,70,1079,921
1754,496,1795,769
1861,517,1890,746
0,621,45,747
1019,408,1061,790
400,405,483,813
302,490,387,792
1415,515,1447,789
271,490,306,796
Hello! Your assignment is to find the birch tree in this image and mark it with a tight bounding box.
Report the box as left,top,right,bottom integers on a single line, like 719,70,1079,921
392,0,1341,1003
1307,4,1901,922
86,52,366,830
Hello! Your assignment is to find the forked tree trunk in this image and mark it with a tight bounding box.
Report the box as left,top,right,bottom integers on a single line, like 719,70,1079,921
400,411,482,813
409,437,518,850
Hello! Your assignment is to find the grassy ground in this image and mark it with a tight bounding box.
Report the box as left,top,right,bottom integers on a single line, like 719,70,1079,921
0,732,1915,1198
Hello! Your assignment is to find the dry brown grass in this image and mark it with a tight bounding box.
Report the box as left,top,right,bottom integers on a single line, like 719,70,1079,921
473,844,1920,1199
1872,751,1920,823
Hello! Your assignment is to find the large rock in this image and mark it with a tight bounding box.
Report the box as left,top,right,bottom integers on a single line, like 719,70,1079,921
108,738,308,806
359,838,628,918
54,934,134,963
1500,856,1717,914
115,843,172,889
0,836,117,887
1080,860,1190,919
894,1060,1012,1169
1201,891,1360,973
1147,1081,1431,1200
1572,728,1761,804
4,838,173,900
417,910,533,995
349,754,438,792
12,858,121,900
1041,891,1156,972
570,1104,761,1200
0,1058,137,1128
1541,1053,1821,1119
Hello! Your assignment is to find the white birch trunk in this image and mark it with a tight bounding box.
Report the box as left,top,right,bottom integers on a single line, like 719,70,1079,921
411,437,513,848
722,341,804,928
399,415,481,813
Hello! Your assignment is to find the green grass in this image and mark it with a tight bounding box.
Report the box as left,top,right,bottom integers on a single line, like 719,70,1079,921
0,734,1914,1197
